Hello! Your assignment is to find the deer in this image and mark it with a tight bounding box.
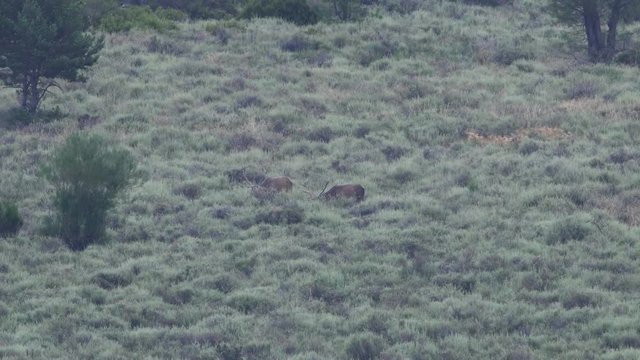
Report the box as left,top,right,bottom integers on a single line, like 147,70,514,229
243,169,293,193
260,176,294,192
308,182,366,202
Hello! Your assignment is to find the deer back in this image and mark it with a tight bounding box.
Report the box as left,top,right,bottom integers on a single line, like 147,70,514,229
323,184,365,202
261,176,293,192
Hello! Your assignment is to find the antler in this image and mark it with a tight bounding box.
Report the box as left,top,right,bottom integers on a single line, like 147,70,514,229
242,167,258,190
298,183,316,199
318,181,329,198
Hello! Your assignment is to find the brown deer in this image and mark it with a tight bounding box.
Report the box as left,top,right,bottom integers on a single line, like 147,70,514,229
260,176,294,192
242,169,293,193
317,182,365,202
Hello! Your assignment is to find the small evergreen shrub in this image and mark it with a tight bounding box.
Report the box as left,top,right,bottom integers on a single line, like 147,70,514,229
0,201,23,237
241,0,319,26
42,133,137,251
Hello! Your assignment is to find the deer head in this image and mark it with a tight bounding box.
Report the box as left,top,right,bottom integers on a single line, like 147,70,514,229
317,183,365,202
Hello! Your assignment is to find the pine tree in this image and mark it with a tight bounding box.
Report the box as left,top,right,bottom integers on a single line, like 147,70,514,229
549,0,640,62
0,0,104,113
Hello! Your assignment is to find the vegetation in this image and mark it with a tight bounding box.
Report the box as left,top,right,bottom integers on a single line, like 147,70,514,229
134,0,239,19
98,5,187,32
0,0,103,114
0,0,640,358
550,0,640,61
240,0,319,25
0,201,22,237
41,133,137,251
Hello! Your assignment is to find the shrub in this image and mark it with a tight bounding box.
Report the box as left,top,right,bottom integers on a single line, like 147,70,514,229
564,81,599,100
381,145,407,161
255,204,304,225
98,6,180,32
240,0,319,26
42,133,137,251
358,40,397,66
92,271,132,290
226,291,276,314
0,201,23,237
307,127,334,143
280,34,319,52
561,289,601,309
146,35,187,55
460,0,512,6
128,0,238,19
615,49,640,66
546,216,593,245
344,332,385,360
0,107,65,129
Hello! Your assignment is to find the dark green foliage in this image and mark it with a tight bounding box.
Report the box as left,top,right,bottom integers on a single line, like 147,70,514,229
173,182,203,200
0,0,103,114
255,204,304,225
381,146,407,161
358,40,397,66
210,273,239,293
0,107,65,129
280,34,320,52
98,6,182,32
615,48,640,66
331,0,364,21
354,126,370,138
344,332,385,360
227,133,257,151
92,271,132,290
42,133,137,251
549,0,640,62
84,0,120,26
561,290,601,309
226,292,276,314
125,0,238,19
307,127,335,143
241,0,319,25
546,216,593,244
0,201,23,237
458,0,512,6
146,35,188,56
564,81,599,100
492,40,535,66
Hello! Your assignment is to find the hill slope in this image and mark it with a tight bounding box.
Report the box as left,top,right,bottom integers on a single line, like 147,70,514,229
1,1,640,359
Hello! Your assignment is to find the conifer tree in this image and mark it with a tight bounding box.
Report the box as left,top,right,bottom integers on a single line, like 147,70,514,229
550,0,640,62
0,0,104,113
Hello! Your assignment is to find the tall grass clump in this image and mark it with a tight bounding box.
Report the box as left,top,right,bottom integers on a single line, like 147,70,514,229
42,133,137,251
0,201,23,237
240,0,319,25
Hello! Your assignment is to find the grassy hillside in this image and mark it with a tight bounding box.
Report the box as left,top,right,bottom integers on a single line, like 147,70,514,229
1,1,640,358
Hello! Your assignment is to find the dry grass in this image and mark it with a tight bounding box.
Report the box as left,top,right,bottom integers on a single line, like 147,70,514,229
466,126,570,145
